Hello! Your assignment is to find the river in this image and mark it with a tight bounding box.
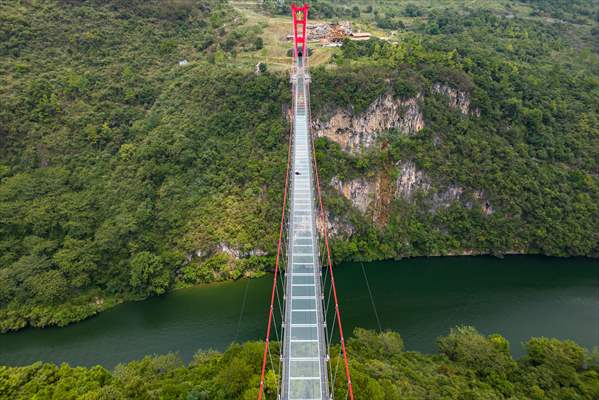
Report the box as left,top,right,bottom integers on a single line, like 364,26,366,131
0,255,597,368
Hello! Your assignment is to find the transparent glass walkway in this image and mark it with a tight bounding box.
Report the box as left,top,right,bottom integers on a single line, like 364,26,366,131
281,60,329,400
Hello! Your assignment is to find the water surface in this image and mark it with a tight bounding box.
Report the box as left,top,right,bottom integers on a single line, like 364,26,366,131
0,256,597,367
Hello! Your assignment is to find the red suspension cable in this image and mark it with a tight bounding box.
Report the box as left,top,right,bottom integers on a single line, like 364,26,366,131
311,129,354,399
257,130,292,400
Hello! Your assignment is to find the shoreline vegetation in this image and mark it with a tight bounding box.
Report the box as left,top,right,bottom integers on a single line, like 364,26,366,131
0,253,594,334
1,326,598,399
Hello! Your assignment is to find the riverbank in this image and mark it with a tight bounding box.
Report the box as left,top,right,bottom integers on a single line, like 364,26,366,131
1,255,596,368
2,327,598,399
0,253,597,334
0,266,267,334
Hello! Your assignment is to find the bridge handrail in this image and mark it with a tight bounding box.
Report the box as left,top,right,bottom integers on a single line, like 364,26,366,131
257,116,293,400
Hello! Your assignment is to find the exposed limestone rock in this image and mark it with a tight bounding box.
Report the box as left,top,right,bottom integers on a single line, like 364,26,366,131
331,177,375,214
186,249,203,262
216,243,267,259
432,83,471,115
217,242,242,259
429,185,465,212
396,161,431,200
186,244,266,264
316,210,355,238
428,187,495,215
395,161,473,213
313,94,424,153
247,249,268,257
332,160,494,227
331,172,394,226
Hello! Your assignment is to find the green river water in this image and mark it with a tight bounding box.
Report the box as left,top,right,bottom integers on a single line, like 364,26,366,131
0,256,597,368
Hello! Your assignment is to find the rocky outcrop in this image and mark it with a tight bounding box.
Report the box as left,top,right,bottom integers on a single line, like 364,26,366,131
316,210,355,238
216,242,242,259
332,161,495,225
313,94,424,153
331,177,375,214
187,243,267,263
331,171,395,226
432,83,473,115
474,190,494,215
217,243,267,259
396,161,431,199
395,162,471,212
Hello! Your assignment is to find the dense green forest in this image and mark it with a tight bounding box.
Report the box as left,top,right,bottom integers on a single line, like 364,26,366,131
0,0,288,331
1,0,598,332
314,10,599,262
1,327,598,399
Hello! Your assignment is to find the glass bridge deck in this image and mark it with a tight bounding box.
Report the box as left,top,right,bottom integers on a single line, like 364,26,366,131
281,62,329,400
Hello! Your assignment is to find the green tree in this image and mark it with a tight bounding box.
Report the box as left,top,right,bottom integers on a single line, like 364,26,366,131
129,252,170,296
404,4,423,17
24,270,68,304
437,326,516,378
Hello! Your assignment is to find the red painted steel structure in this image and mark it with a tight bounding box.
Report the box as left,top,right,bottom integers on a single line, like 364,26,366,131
311,129,355,400
258,4,354,399
257,133,292,400
291,3,309,58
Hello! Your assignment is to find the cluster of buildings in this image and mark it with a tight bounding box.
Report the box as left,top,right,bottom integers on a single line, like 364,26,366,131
286,21,371,46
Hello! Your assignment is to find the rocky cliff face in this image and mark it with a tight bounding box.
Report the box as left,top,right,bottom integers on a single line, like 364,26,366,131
316,210,355,238
429,185,465,212
432,83,478,116
312,94,424,153
332,161,494,225
331,171,395,226
330,177,374,214
319,89,493,226
474,190,495,215
396,160,431,199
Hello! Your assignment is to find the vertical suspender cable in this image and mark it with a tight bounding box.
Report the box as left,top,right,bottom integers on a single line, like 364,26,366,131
257,123,293,400
360,262,383,333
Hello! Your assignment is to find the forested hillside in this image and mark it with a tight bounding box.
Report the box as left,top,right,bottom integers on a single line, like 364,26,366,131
312,8,599,262
1,327,598,399
0,0,289,331
1,0,598,331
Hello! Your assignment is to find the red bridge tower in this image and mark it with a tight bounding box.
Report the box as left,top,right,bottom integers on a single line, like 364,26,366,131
291,3,309,59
